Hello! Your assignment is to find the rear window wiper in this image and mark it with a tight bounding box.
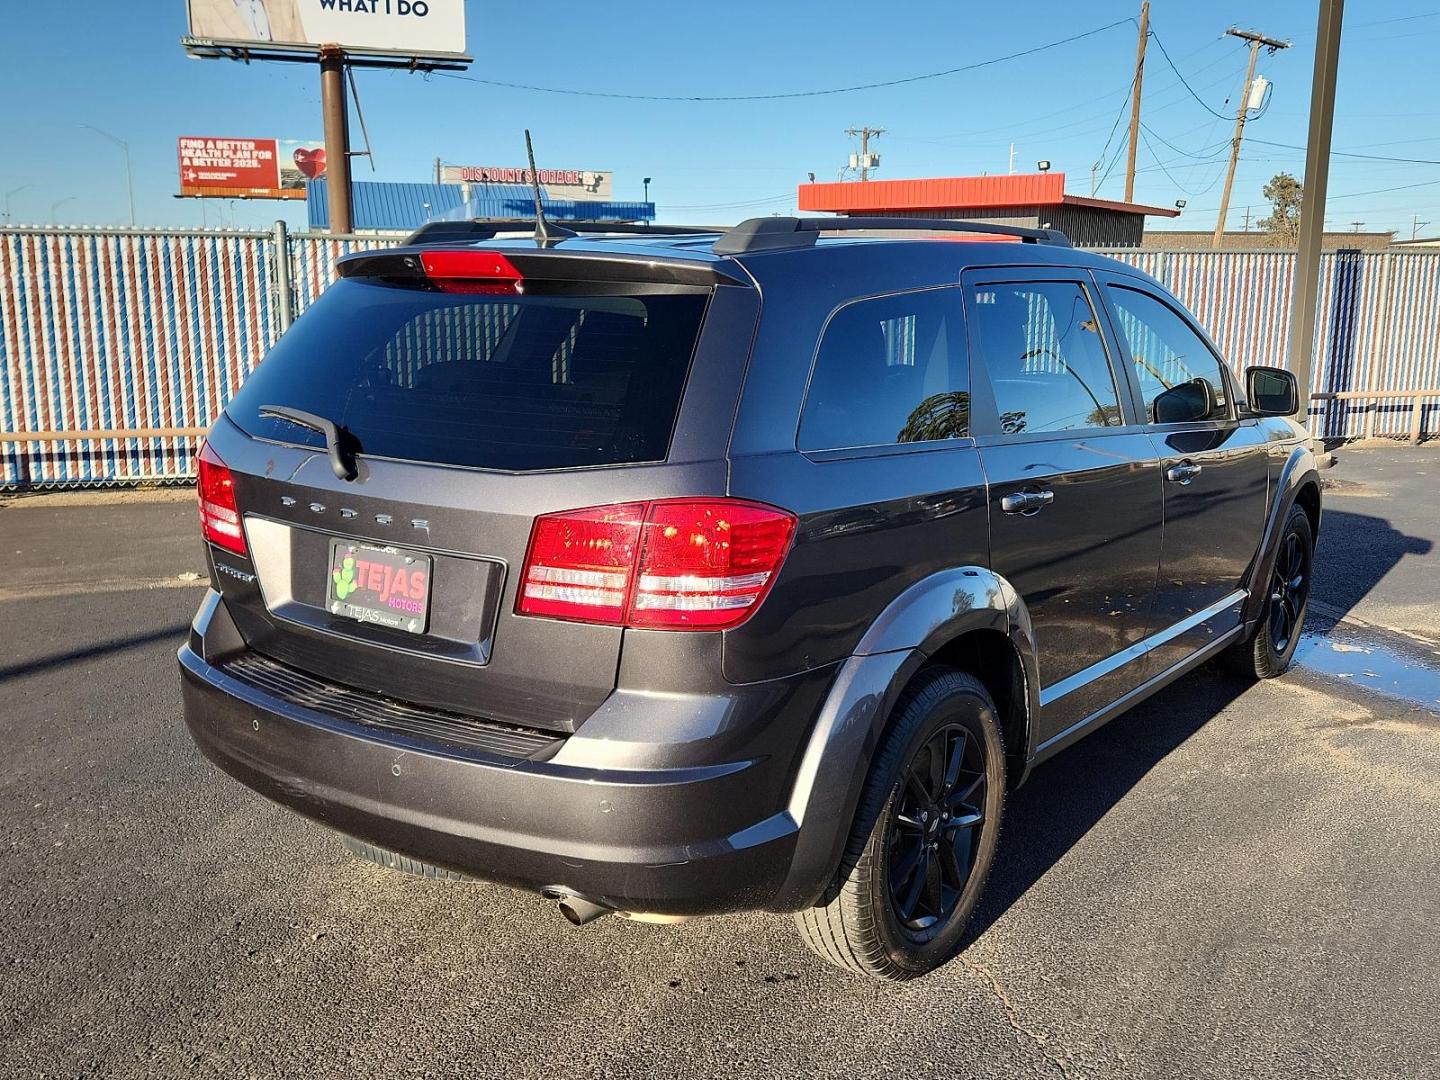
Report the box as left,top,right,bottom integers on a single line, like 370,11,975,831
258,405,360,482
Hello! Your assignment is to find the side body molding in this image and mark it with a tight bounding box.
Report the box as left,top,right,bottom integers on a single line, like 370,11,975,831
768,566,1039,911
1242,439,1322,629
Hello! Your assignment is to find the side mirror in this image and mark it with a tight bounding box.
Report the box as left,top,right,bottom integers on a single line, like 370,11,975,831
1152,378,1216,424
1246,366,1299,416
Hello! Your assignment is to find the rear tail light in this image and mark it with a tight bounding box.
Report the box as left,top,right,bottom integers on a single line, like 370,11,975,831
517,502,645,624
420,250,524,294
517,499,797,630
197,441,247,556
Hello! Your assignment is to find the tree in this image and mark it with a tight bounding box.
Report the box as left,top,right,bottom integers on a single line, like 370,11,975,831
898,391,971,443
1258,172,1303,245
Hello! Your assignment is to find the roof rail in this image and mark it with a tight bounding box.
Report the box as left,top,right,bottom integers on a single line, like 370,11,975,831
405,218,725,245
712,216,1071,255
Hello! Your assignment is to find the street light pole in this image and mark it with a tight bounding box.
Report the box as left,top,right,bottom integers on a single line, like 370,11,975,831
80,124,136,226
4,183,32,225
643,177,651,203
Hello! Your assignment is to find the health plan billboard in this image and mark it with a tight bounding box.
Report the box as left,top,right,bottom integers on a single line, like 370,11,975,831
185,0,466,60
177,136,326,199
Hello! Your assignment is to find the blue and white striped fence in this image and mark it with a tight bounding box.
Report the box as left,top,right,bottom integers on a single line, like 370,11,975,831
2,227,1438,488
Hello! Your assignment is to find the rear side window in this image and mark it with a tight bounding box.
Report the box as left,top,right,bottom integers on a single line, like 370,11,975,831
799,287,969,452
1106,286,1230,423
969,281,1122,434
227,279,709,472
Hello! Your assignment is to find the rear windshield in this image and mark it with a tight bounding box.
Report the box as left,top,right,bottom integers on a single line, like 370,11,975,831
227,279,709,471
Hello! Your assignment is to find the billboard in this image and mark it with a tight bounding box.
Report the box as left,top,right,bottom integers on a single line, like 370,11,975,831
185,0,467,60
440,165,615,202
177,136,326,199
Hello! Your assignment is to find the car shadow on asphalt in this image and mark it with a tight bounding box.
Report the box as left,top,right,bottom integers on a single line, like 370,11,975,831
1309,507,1431,622
967,663,1255,942
968,504,1431,940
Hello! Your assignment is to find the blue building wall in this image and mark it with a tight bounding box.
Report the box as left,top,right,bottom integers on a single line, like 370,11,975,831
307,180,655,231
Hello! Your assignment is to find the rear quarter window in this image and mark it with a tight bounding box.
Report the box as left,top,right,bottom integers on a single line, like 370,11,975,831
227,279,710,471
799,287,970,452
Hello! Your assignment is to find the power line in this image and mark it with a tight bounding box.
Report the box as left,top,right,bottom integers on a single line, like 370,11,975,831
1182,176,1440,216
1248,138,1440,166
660,193,794,211
434,19,1134,101
1139,128,1227,197
1140,121,1230,161
896,35,1238,148
1094,74,1138,178
1147,27,1237,119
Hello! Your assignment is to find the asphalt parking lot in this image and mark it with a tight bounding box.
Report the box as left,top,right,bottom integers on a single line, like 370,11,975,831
2,445,1439,1080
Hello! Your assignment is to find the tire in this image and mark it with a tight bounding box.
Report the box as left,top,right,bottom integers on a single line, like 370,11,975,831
1226,504,1314,680
794,667,1006,981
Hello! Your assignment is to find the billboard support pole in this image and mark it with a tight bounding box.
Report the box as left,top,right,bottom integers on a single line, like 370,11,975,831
1286,0,1344,426
320,47,353,234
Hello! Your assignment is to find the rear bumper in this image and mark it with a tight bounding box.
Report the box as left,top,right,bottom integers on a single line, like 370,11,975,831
180,642,804,915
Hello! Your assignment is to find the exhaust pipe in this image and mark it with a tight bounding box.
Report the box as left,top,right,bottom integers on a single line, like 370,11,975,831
546,890,611,926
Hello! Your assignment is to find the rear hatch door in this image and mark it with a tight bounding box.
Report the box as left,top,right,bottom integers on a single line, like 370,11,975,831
204,245,752,733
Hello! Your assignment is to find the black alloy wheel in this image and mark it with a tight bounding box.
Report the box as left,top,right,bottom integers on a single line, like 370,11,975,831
887,723,987,932
795,667,1006,980
1268,528,1309,655
1226,503,1315,680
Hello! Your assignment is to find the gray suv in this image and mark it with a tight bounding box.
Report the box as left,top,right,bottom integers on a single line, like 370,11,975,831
179,216,1320,980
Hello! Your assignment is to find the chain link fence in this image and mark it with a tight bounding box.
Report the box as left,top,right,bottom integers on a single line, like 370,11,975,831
3,226,1439,488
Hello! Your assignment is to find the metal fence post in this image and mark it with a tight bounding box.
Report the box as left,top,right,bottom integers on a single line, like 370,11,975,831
272,219,294,333
1364,252,1392,441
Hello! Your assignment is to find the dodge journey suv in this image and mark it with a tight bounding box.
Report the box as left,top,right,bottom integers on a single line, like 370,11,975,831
180,215,1320,980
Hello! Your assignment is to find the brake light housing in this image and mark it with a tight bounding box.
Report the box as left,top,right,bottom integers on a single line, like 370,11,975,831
517,499,797,631
420,250,525,294
197,441,247,556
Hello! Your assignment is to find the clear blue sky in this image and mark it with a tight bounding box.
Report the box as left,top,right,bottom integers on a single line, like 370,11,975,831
2,1,1438,236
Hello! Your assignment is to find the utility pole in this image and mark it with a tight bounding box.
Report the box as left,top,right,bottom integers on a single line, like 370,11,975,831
1350,220,1363,232
1212,27,1291,247
320,46,354,234
1413,214,1430,240
1286,0,1344,426
846,127,884,181
1242,205,1253,231
1124,0,1151,203
1008,143,1016,174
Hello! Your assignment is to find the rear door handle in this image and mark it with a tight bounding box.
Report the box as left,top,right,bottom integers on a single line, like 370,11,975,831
1001,490,1055,515
1166,462,1203,485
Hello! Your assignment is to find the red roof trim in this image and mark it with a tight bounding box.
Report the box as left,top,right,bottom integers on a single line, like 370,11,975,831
797,172,1179,218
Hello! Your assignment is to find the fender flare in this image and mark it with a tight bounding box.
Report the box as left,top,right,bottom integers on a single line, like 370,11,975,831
1242,443,1322,628
767,566,1038,911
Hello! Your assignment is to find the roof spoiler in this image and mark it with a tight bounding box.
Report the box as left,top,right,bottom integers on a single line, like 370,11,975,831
336,245,749,288
404,219,726,245
712,216,1071,255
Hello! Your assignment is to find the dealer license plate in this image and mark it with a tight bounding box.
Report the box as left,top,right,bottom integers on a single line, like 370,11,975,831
326,539,433,635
